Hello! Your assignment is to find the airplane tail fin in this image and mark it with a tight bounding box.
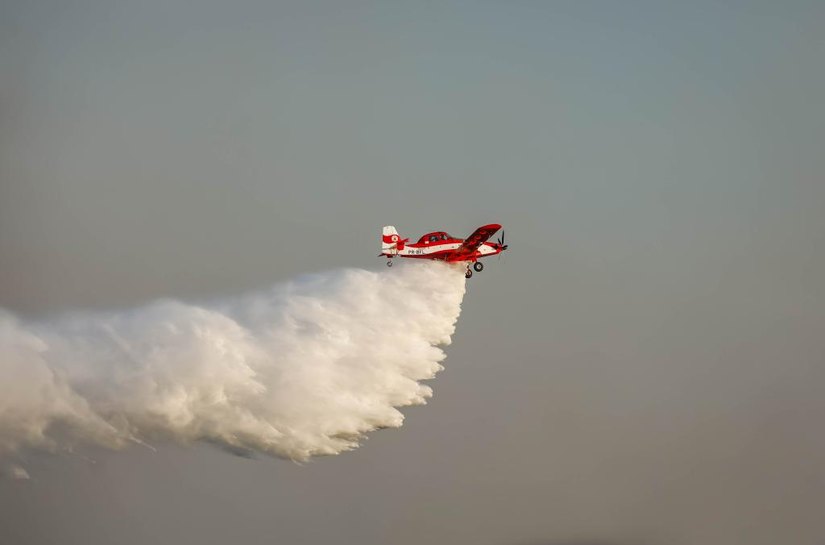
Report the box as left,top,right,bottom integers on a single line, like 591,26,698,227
382,226,401,254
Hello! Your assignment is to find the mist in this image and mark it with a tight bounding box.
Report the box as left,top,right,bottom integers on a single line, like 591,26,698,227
0,262,466,463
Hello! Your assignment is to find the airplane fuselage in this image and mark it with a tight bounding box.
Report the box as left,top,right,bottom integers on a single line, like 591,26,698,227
382,240,501,262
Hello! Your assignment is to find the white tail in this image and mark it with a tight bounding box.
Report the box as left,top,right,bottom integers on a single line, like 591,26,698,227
382,226,400,253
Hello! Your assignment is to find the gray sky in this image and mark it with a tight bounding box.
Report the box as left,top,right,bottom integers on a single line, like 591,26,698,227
2,1,824,544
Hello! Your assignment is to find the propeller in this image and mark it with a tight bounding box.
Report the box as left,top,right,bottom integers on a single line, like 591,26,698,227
496,230,508,263
496,230,508,251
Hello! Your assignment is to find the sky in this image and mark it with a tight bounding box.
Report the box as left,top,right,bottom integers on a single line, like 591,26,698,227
1,1,824,544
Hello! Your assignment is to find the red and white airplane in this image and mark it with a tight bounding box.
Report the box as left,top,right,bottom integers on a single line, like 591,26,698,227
380,224,508,278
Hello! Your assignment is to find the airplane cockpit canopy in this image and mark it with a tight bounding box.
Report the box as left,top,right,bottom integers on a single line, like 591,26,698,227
418,231,452,244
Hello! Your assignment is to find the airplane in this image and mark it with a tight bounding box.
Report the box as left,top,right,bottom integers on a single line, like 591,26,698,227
380,224,508,278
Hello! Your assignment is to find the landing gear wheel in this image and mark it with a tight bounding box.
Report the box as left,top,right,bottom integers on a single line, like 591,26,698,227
473,262,484,272
465,269,473,279
386,260,393,267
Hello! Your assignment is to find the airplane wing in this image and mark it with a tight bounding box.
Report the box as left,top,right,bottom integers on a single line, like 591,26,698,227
453,224,501,258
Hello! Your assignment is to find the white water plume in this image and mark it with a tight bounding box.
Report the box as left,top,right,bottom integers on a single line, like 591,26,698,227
0,262,466,462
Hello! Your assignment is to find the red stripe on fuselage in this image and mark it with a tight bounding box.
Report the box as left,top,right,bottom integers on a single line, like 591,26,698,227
381,242,502,261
